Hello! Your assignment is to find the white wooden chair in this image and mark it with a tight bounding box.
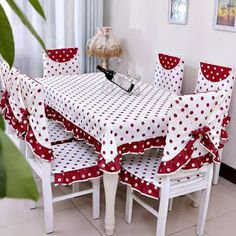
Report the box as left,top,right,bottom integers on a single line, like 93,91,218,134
154,53,184,95
195,62,235,185
42,47,80,77
18,74,102,234
120,90,227,236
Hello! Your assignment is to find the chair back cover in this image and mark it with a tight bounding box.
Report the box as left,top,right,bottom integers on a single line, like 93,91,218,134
154,53,184,95
42,48,80,77
19,74,53,161
195,62,235,111
158,90,227,175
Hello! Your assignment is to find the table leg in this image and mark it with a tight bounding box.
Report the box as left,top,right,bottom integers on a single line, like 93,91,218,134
103,172,119,235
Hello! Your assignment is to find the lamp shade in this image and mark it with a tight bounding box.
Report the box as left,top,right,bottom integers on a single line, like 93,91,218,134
86,27,122,59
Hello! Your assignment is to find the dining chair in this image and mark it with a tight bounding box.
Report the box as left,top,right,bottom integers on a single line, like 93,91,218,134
42,47,80,77
120,90,227,236
18,74,102,234
154,53,184,95
0,64,27,151
195,62,235,185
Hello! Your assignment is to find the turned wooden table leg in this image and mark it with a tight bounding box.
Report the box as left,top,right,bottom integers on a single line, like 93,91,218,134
103,172,119,235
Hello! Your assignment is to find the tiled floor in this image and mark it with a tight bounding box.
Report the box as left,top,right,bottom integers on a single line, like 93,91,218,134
0,177,235,236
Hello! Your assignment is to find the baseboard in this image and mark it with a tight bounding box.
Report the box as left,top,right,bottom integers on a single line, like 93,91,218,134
220,163,236,184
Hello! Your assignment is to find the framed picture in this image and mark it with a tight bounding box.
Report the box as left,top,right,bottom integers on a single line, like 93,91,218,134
169,0,189,25
214,0,236,32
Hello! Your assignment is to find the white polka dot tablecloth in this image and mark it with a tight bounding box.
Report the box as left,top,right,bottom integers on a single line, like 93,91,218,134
39,73,174,172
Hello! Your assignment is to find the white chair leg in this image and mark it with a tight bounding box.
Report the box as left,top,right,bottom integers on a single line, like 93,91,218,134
156,180,170,236
213,163,221,185
197,168,213,236
168,198,173,212
72,182,80,193
192,191,201,208
42,163,53,234
125,185,133,224
92,178,100,219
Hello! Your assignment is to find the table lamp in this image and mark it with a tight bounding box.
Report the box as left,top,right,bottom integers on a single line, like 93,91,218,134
86,27,122,69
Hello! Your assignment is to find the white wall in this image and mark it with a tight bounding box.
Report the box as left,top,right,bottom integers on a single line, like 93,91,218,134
104,0,236,168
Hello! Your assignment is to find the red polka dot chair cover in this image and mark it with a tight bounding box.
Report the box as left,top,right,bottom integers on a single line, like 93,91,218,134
195,62,235,147
154,53,184,95
120,90,227,199
19,74,54,161
0,64,28,137
19,74,102,185
42,48,80,77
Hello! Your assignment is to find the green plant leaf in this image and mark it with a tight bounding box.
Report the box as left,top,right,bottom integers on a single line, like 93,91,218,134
6,0,46,52
0,129,39,201
0,3,14,67
28,0,46,20
0,115,5,131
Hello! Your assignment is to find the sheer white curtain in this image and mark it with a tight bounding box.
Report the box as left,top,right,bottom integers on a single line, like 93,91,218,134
1,0,103,77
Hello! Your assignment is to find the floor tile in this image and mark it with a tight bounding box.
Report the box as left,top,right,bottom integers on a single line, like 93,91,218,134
205,211,236,236
169,226,209,236
0,186,74,228
0,208,101,236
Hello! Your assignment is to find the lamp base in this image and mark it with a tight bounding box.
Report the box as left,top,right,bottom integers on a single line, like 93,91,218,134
101,58,108,69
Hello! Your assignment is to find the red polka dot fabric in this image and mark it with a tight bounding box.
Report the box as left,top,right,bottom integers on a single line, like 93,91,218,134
52,141,102,185
154,53,184,95
18,74,102,185
195,62,235,111
120,149,204,199
158,90,227,175
0,64,28,138
39,73,174,172
42,48,80,77
19,74,54,161
119,90,227,198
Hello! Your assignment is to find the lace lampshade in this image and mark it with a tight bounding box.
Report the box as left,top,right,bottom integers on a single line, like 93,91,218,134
86,27,122,69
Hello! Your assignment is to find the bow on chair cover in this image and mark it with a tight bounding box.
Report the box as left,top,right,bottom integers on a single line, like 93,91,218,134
19,74,54,161
158,90,227,175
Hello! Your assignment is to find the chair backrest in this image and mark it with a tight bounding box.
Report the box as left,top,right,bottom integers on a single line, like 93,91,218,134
195,62,235,112
19,74,53,161
42,47,80,77
154,53,184,95
158,90,227,175
0,61,10,93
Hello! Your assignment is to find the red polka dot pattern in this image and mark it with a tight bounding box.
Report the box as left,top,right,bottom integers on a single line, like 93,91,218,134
158,90,227,175
200,62,232,82
39,73,174,172
0,64,29,138
195,62,235,111
42,48,80,77
19,74,54,161
119,149,205,199
154,53,184,95
158,53,181,70
45,105,166,173
47,48,78,63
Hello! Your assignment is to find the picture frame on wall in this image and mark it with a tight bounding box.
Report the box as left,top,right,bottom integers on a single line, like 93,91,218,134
168,0,189,25
214,0,236,32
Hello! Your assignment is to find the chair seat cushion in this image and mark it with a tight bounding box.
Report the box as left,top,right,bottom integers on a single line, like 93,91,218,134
120,150,203,199
48,120,74,145
52,141,102,185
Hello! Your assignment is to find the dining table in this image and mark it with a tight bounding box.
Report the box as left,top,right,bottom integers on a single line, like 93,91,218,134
39,72,174,235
